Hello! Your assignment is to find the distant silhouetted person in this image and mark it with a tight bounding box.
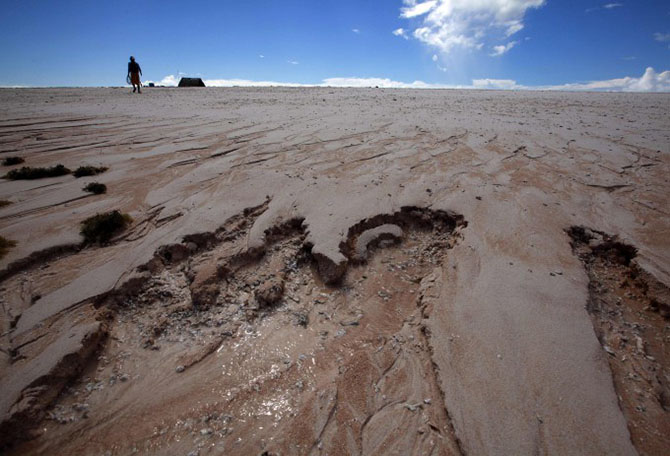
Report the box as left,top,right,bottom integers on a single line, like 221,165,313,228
128,56,142,93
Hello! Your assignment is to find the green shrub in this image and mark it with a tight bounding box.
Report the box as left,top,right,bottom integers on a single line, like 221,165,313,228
80,210,132,244
2,157,25,166
73,166,108,178
5,164,70,180
0,236,17,259
83,182,107,194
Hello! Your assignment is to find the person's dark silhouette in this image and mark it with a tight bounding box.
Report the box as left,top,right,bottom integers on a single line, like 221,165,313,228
128,56,142,93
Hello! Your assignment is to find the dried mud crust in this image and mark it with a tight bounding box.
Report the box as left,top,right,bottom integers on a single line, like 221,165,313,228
8,205,467,456
568,226,670,456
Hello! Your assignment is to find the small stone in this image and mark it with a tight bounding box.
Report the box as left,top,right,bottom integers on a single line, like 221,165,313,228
404,403,422,412
423,398,432,404
176,365,185,373
119,373,130,382
72,403,89,412
255,277,285,307
200,428,213,436
340,319,359,327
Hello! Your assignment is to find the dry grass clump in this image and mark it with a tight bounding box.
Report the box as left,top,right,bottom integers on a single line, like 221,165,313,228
2,157,25,166
0,236,17,259
83,182,107,194
80,210,132,244
73,166,108,178
5,164,70,180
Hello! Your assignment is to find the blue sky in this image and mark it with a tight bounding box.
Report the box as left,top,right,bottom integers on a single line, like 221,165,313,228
0,0,668,90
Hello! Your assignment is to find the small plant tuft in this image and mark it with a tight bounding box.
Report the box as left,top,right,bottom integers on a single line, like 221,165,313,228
0,236,17,259
80,210,132,245
0,200,12,208
5,164,71,180
2,157,25,166
83,182,107,194
73,166,108,178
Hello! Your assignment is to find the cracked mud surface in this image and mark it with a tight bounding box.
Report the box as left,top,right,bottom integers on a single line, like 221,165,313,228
1,88,668,455
6,204,466,455
568,227,670,456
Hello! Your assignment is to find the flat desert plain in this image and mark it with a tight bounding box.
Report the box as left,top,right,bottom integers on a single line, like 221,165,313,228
0,87,669,455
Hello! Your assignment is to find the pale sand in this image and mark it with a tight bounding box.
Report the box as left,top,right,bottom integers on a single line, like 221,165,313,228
0,87,668,455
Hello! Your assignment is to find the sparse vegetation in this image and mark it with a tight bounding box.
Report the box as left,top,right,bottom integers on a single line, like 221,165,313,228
73,166,108,178
2,156,25,166
0,236,17,259
80,210,132,244
5,164,71,180
83,182,107,194
0,200,12,208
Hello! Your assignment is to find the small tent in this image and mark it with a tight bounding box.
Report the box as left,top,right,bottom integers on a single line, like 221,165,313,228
178,77,206,87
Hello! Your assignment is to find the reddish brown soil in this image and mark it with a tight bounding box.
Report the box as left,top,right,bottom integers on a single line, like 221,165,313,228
568,226,670,456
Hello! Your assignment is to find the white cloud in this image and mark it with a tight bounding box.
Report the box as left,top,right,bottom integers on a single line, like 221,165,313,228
147,67,668,92
401,0,438,18
505,23,524,37
143,75,179,87
203,79,311,88
474,68,670,92
352,28,360,33
587,3,623,13
490,40,519,56
398,0,545,54
393,28,409,39
322,77,451,89
472,78,521,90
654,32,670,42
259,54,265,58
287,60,299,65
432,54,438,61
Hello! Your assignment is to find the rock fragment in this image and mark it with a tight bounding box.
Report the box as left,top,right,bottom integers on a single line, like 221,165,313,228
255,277,285,307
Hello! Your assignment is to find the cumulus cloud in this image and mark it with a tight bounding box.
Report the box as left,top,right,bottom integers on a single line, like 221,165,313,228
393,28,409,39
398,0,545,54
473,68,670,92
143,75,179,87
401,1,438,18
472,78,520,89
490,41,519,56
148,67,668,92
544,67,670,92
321,77,451,89
203,79,310,88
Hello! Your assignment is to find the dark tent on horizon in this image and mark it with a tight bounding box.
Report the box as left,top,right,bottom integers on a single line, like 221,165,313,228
178,77,206,87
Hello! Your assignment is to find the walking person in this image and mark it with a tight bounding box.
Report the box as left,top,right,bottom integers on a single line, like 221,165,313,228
127,56,142,93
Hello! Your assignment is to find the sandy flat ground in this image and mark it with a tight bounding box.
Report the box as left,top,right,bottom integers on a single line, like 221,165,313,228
0,87,668,455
